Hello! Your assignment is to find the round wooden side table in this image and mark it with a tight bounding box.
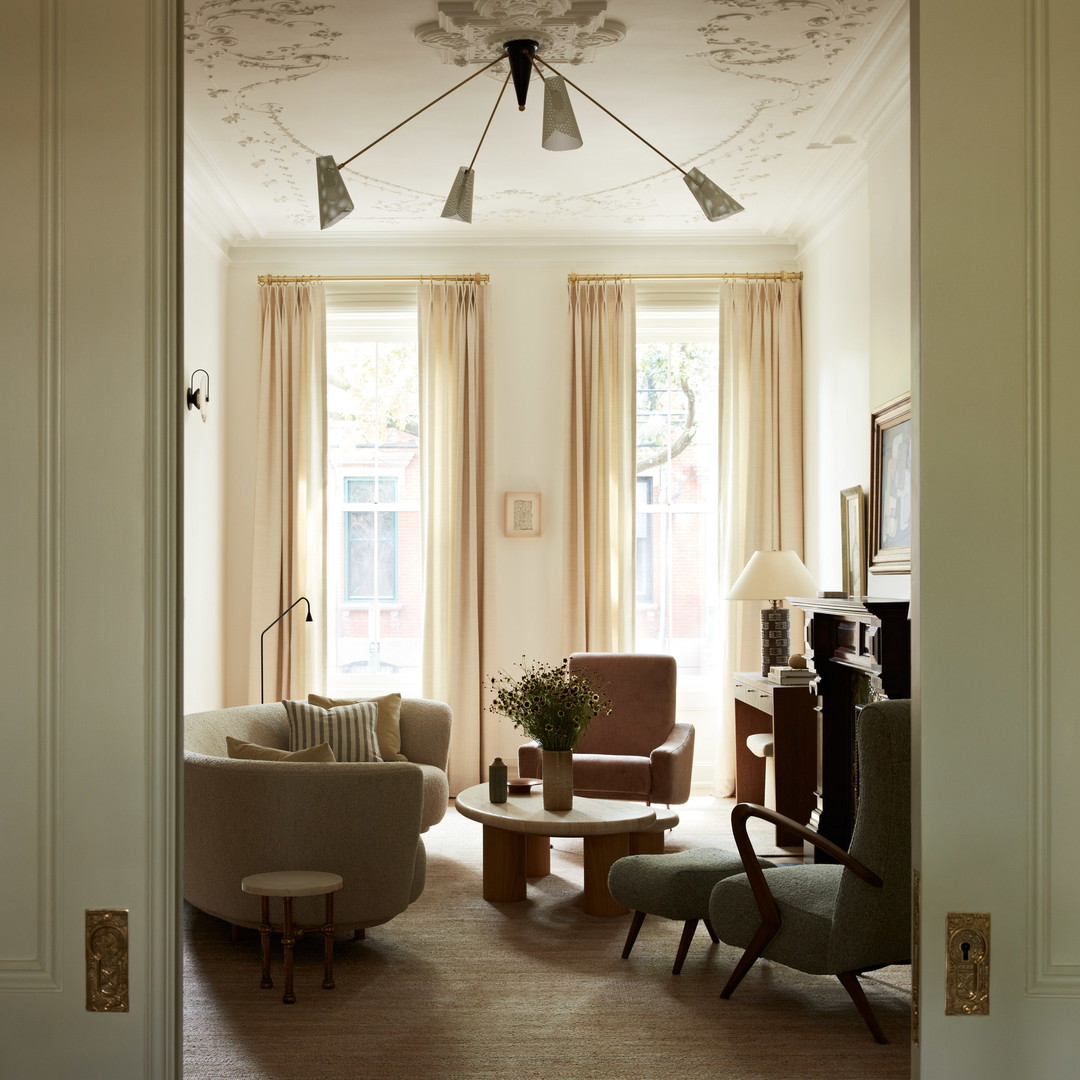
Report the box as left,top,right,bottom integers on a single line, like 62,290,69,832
240,870,343,1004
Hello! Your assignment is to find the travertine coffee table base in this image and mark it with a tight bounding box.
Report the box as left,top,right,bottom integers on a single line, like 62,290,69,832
456,785,676,917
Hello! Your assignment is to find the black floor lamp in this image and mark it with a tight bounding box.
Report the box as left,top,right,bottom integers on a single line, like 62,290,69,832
260,596,313,704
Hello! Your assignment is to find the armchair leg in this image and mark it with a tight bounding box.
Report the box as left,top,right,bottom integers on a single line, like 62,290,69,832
621,910,646,959
720,920,779,999
837,971,888,1044
672,919,699,974
703,917,719,944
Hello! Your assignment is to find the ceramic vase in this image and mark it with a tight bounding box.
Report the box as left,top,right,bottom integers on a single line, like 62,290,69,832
541,749,574,811
488,757,507,803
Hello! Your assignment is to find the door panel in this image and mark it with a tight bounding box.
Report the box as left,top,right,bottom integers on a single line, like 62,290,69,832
916,0,1080,1074
0,1,178,1076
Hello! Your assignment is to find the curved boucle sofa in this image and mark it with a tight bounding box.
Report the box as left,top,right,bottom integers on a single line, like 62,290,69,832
183,699,451,933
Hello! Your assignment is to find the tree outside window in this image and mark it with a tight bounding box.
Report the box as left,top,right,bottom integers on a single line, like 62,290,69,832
635,338,720,680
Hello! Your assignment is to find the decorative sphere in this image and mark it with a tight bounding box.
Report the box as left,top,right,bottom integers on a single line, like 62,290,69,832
788,654,807,669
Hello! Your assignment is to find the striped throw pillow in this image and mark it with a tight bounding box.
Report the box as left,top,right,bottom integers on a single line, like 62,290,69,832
283,700,382,763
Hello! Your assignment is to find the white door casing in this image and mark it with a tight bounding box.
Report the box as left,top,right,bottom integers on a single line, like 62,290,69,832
0,0,179,1077
916,0,1080,1074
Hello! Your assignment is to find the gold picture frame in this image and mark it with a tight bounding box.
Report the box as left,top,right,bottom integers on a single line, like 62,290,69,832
869,393,912,574
840,485,866,598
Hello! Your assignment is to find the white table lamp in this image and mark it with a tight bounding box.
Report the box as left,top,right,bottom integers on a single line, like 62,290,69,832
727,550,819,675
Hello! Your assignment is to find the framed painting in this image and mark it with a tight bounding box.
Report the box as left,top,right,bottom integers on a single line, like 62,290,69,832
840,485,866,598
504,491,541,537
869,393,912,574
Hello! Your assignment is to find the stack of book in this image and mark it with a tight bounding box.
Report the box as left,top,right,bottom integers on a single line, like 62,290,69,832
767,665,816,685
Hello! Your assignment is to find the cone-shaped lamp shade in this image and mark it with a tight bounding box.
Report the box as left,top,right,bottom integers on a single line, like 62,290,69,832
315,155,354,229
541,74,583,151
441,166,475,223
683,167,743,222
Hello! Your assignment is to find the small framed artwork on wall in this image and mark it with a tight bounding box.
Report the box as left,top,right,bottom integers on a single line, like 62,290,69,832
840,485,866,598
869,393,912,574
504,491,541,537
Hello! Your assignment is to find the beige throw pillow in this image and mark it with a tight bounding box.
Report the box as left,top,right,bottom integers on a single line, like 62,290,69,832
308,692,407,761
284,699,382,763
226,737,337,762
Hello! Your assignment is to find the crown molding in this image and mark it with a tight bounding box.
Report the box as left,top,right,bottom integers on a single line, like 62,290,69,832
769,0,909,245
183,126,261,248
224,237,800,273
223,225,799,254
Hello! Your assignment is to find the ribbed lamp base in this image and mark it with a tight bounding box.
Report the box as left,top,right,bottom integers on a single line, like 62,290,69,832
760,606,790,676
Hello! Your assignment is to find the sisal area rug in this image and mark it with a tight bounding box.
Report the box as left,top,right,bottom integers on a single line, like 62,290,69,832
183,796,911,1080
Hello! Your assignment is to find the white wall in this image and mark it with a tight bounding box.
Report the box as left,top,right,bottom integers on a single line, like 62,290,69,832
799,103,912,602
218,240,797,785
182,212,230,711
800,180,872,592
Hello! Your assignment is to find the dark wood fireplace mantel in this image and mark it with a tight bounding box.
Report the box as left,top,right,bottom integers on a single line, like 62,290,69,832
789,596,910,856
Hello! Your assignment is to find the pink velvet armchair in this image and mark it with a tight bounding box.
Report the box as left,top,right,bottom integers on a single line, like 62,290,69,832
517,653,695,806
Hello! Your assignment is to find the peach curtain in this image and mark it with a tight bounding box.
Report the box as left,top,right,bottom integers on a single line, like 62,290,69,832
250,282,327,703
418,280,490,793
563,280,637,653
716,278,805,794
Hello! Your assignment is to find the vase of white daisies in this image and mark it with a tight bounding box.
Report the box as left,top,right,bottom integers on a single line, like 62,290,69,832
488,656,611,810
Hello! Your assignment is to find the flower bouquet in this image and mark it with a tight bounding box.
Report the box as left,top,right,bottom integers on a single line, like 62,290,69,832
488,657,611,809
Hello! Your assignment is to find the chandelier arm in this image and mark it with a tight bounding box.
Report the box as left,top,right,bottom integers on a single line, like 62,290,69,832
469,70,513,170
338,54,506,170
532,55,686,176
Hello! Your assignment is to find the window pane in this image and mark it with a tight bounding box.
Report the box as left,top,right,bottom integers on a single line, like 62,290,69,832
634,336,720,687
326,312,421,694
345,477,374,502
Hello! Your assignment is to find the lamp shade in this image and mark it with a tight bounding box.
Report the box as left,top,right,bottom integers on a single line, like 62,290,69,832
541,74,583,151
441,166,475,223
727,549,818,602
683,167,743,222
315,155,354,229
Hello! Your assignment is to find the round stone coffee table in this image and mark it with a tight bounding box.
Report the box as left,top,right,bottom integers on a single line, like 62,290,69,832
454,784,673,916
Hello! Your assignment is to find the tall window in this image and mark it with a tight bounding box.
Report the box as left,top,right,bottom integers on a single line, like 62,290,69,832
325,292,421,694
635,289,721,706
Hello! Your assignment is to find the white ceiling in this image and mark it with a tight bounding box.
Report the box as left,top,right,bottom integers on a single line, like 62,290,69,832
184,0,909,246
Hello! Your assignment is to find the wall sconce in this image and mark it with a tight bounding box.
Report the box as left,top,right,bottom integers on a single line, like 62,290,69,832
187,369,210,422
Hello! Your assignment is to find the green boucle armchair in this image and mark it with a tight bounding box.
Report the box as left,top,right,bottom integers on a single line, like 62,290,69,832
710,698,911,1043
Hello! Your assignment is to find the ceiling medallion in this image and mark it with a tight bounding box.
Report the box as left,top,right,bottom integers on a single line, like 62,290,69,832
415,0,627,66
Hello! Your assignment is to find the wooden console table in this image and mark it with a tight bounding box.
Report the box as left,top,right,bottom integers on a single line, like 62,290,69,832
733,673,817,848
789,597,910,857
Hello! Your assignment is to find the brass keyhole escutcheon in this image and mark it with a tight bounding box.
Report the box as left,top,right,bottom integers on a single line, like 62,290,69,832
945,913,990,1016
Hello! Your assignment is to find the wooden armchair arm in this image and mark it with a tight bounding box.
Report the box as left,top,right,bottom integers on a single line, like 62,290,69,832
729,802,882,929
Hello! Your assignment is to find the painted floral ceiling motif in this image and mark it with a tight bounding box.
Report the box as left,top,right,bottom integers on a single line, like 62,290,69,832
183,0,907,242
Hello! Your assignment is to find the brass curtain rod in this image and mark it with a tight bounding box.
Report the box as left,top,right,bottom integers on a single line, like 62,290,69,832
258,273,490,285
567,272,803,283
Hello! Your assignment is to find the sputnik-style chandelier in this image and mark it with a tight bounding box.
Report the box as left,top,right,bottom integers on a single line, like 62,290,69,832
315,38,743,230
